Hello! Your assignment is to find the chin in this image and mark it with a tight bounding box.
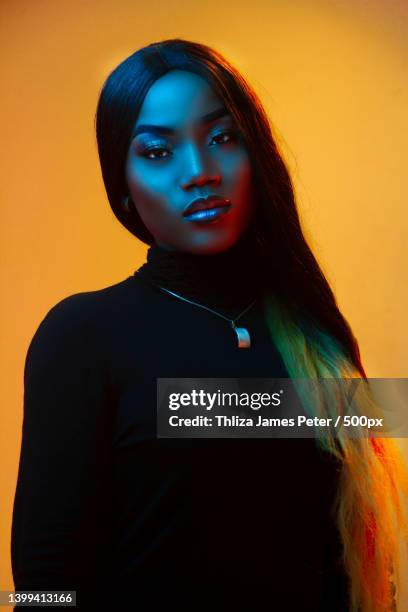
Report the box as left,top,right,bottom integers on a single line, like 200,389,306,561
155,223,249,255
186,230,245,255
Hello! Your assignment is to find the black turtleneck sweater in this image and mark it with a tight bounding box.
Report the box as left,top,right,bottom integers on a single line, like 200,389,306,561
11,233,349,611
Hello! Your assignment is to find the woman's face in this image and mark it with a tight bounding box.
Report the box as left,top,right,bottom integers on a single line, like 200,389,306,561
125,69,255,254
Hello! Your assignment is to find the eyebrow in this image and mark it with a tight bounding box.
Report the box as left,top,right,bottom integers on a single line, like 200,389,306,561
133,107,230,137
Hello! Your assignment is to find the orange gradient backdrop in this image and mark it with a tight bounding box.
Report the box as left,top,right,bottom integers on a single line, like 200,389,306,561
1,0,407,606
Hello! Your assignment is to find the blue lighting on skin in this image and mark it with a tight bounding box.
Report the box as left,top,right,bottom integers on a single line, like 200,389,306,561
125,69,256,255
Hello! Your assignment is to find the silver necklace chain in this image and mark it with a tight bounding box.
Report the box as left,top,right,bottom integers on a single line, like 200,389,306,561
156,285,257,329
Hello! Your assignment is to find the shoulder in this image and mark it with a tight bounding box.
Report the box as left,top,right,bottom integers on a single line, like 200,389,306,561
31,279,117,333
25,277,145,365
25,275,166,376
32,275,151,330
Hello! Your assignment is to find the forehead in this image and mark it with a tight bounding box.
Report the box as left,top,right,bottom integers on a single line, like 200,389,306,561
135,70,225,127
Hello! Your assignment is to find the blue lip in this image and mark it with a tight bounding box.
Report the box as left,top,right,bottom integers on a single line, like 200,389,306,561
184,204,232,222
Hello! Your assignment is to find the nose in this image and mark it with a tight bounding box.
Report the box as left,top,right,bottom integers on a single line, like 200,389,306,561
180,142,221,190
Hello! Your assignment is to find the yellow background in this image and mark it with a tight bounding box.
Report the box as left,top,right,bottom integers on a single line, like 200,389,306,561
1,0,407,607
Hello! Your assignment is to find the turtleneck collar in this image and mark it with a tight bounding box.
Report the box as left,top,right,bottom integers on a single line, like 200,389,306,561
133,227,265,311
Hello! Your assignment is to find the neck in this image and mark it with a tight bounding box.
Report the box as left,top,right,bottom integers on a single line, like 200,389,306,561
134,230,264,310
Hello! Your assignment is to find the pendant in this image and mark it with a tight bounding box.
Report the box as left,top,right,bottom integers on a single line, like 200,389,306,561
232,325,251,349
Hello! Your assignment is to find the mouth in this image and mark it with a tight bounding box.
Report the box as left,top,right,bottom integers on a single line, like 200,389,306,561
183,195,232,223
184,204,232,223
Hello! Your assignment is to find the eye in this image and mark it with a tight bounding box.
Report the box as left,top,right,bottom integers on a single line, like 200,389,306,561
141,146,171,160
210,130,236,146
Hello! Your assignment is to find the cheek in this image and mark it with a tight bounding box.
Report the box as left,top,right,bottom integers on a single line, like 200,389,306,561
125,161,182,239
230,157,255,225
127,161,167,200
222,149,251,182
230,157,253,203
126,164,176,224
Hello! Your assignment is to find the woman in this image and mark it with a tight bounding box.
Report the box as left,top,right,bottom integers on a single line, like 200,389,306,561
11,39,408,611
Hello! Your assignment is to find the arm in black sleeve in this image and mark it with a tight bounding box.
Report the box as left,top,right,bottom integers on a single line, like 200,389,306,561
11,294,113,610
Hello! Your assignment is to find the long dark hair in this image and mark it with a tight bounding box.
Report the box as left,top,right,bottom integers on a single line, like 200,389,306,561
95,39,408,611
96,38,360,367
